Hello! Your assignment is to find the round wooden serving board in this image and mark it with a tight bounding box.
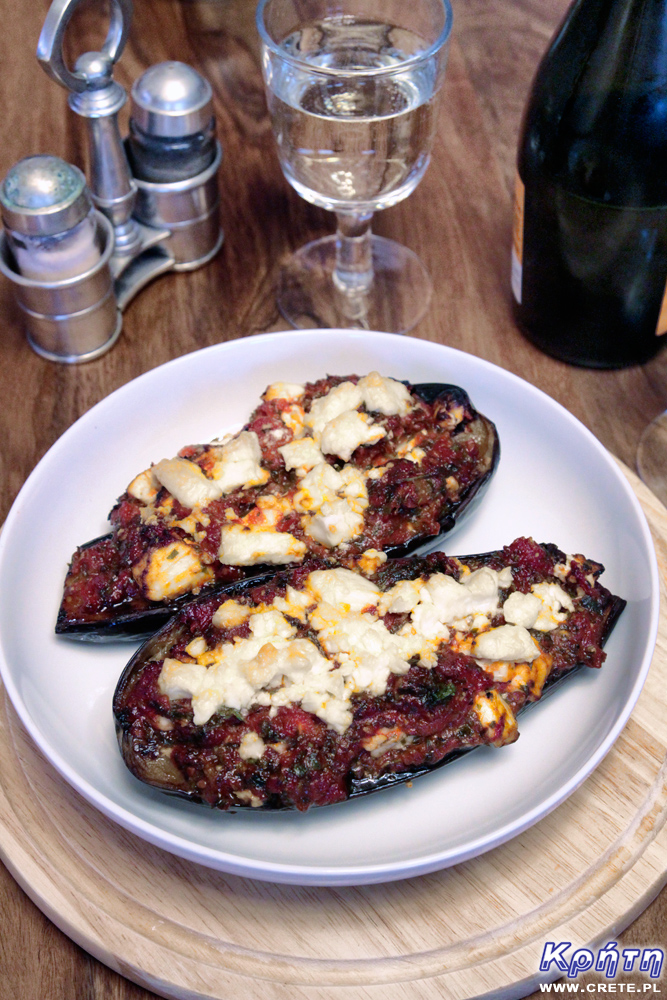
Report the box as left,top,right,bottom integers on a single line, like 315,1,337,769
0,463,666,1000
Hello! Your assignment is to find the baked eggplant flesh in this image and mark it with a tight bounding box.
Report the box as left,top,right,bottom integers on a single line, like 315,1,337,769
57,374,499,640
113,537,625,811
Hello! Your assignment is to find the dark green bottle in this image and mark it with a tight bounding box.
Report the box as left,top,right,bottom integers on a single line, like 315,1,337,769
513,0,667,368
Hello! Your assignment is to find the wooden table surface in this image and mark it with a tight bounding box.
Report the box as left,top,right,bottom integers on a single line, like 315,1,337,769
1,0,666,997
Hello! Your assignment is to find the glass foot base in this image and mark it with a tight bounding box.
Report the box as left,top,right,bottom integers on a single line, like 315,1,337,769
637,410,667,508
278,234,432,334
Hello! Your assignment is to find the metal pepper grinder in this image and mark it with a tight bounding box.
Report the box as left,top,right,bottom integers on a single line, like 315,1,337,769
127,61,224,271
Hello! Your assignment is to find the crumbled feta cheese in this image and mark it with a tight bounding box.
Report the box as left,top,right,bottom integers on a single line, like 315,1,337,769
280,403,306,438
363,727,412,757
212,600,250,629
357,372,413,415
209,431,270,493
490,656,550,700
132,542,214,601
338,465,368,508
153,716,174,732
553,556,574,582
306,568,380,612
153,457,223,508
473,624,539,662
319,409,385,461
159,555,561,738
473,690,503,729
185,636,207,657
172,512,200,537
415,566,505,630
160,632,349,732
252,494,293,527
159,658,208,701
248,609,296,640
411,602,451,641
502,591,541,629
238,732,266,760
218,525,306,565
307,603,421,708
293,462,369,525
502,581,575,633
356,549,387,575
278,437,324,473
127,467,159,504
270,585,314,622
531,582,574,631
378,579,424,615
305,382,364,435
305,499,365,547
264,382,305,401
440,403,466,430
473,690,518,744
294,462,343,513
235,790,264,807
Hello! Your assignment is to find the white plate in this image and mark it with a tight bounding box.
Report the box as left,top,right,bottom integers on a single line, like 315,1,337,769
0,330,658,886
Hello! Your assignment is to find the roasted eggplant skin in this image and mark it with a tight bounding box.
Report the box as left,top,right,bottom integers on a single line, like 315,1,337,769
112,539,625,812
57,380,500,641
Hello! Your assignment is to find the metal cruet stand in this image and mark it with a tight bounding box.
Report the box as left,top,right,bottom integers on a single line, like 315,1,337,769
0,0,223,362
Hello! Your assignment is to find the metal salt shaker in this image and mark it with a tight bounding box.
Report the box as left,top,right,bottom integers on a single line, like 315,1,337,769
0,155,121,363
128,61,224,270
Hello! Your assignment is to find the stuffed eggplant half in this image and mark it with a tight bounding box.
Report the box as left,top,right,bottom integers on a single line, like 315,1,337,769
57,373,499,640
113,537,625,812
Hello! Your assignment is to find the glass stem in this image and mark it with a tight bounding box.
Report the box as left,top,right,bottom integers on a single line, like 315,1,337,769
333,211,374,293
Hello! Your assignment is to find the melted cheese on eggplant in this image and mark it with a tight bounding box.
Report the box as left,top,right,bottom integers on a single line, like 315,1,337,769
264,382,305,401
218,525,306,566
127,468,159,504
278,437,324,473
503,582,574,631
319,410,385,461
305,382,364,435
472,691,518,745
153,457,223,508
238,732,266,760
128,375,424,585
357,372,413,415
295,463,369,549
133,542,214,601
158,561,575,735
208,431,270,493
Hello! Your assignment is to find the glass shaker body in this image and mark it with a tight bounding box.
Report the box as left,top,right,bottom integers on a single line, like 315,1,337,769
5,205,102,281
127,115,216,183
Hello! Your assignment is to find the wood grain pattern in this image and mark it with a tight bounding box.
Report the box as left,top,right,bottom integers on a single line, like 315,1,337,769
1,0,667,996
0,467,665,1000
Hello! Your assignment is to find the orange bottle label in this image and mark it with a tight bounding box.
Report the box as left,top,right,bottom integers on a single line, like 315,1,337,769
656,277,667,336
511,173,525,303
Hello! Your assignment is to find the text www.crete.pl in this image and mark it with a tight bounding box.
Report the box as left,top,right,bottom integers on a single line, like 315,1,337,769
539,986,661,994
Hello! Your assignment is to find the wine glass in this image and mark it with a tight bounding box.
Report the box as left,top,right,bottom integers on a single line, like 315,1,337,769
637,411,667,506
256,0,452,333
